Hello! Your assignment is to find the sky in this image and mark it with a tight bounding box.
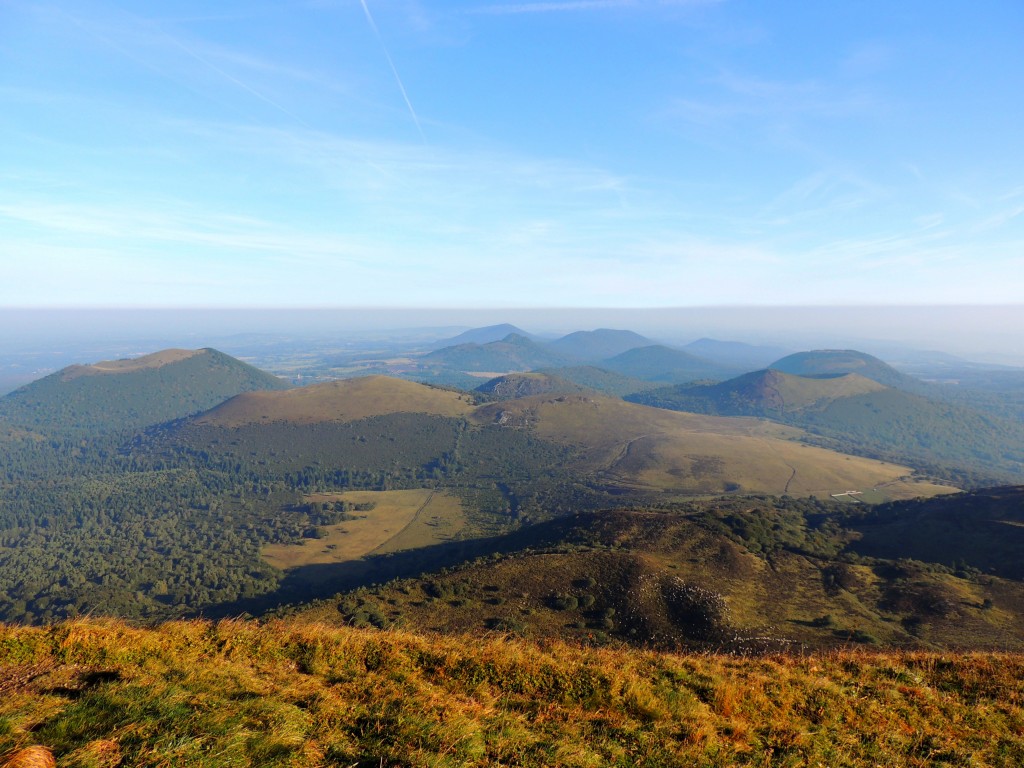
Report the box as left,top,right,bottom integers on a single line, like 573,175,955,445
2,0,1023,308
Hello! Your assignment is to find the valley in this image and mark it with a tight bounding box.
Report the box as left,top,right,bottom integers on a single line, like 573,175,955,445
1,324,1023,766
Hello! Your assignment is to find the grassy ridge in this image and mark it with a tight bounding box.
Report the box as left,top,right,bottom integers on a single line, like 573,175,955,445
1,619,1023,767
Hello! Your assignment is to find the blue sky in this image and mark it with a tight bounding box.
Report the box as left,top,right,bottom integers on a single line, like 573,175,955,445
2,0,1022,308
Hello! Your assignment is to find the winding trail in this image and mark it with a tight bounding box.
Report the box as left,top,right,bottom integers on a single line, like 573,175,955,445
783,464,798,494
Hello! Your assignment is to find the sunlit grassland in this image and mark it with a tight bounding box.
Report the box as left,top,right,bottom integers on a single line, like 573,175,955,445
195,376,475,428
1,619,1023,767
470,394,951,499
262,490,466,571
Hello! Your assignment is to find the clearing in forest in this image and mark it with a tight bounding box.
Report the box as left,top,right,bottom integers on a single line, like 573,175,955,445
262,489,466,570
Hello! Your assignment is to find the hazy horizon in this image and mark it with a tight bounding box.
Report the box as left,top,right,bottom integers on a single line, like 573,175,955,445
1,305,1022,366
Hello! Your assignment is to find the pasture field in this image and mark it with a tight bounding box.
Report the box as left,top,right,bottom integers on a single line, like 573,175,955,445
262,489,466,571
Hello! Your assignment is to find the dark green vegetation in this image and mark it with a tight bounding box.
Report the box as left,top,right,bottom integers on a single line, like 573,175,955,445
4,620,1024,768
629,368,1024,486
0,348,287,435
601,344,737,382
297,489,1024,652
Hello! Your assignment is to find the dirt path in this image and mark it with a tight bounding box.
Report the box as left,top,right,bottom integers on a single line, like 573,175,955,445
783,464,798,494
367,489,437,556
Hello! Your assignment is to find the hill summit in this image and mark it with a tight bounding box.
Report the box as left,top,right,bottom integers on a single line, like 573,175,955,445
193,375,475,427
431,323,536,348
0,347,288,434
548,328,653,360
768,349,914,390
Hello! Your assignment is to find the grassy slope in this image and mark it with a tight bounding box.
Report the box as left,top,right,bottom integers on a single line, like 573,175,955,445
769,349,920,390
1,619,1022,767
177,380,946,501
194,375,475,427
475,372,587,400
630,372,1024,485
471,393,936,498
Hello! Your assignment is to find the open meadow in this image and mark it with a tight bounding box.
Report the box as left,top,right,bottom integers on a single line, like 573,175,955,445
1,619,1023,767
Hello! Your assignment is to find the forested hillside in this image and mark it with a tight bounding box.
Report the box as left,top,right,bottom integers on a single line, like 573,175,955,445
0,348,288,435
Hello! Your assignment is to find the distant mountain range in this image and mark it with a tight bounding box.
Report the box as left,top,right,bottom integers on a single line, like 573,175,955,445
431,323,538,349
421,333,575,372
546,328,653,361
417,327,743,389
680,338,792,369
9,341,1024,658
628,356,1024,486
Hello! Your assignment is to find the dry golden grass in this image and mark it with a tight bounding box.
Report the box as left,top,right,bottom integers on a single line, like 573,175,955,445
755,371,887,409
195,375,475,426
1,618,1023,767
867,478,960,501
62,349,201,379
1,746,55,768
471,394,941,499
262,490,465,570
372,491,466,555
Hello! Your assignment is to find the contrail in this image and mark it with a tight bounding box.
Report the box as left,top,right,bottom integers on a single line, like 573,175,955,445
359,0,426,143
165,35,314,129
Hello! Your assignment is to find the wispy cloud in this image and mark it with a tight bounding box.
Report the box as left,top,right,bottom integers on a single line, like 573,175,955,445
670,71,878,129
0,200,372,264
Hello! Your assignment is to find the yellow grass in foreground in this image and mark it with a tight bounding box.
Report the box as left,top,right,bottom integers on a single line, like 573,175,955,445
1,619,1022,767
